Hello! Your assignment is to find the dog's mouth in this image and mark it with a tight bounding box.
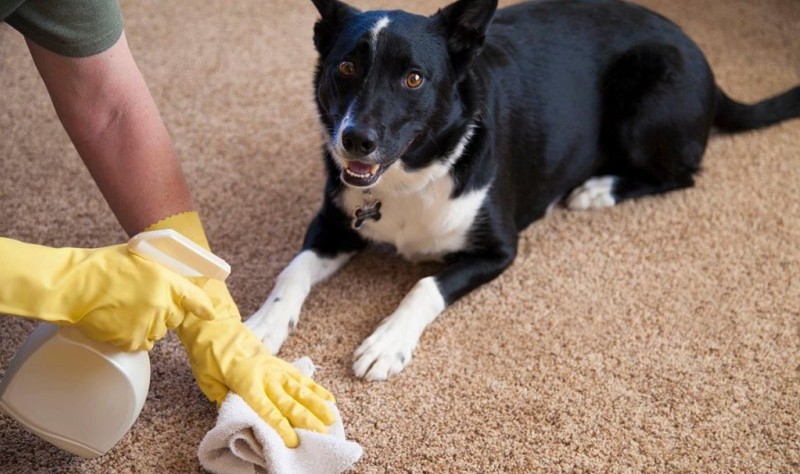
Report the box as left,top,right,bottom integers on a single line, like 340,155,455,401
341,160,389,187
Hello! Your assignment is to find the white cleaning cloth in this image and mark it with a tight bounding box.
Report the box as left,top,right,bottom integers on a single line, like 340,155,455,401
198,357,363,474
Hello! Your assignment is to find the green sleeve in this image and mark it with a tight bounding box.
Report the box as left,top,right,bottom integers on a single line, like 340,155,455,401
4,0,123,57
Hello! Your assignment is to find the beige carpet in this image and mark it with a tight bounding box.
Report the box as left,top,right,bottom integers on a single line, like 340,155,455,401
1,0,798,472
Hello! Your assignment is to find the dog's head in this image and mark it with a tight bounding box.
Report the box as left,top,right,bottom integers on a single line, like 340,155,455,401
310,0,497,192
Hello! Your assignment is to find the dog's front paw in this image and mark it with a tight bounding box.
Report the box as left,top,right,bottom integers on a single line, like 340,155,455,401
352,312,420,381
244,292,303,354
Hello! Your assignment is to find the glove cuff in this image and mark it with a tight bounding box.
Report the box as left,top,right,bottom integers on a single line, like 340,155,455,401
145,211,210,250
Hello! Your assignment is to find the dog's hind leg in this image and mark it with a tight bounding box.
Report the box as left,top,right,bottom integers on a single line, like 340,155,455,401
565,176,618,210
570,42,715,210
565,174,695,210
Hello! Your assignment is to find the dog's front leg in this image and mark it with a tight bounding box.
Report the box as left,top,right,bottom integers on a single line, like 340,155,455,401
352,246,516,381
246,205,366,354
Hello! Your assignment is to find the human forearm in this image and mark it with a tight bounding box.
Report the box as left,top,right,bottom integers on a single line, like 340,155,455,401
26,33,193,236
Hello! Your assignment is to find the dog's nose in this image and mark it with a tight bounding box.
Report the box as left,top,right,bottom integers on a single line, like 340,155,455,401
341,126,378,156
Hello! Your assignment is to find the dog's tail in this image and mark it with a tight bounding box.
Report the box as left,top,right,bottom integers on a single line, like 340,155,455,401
714,85,800,133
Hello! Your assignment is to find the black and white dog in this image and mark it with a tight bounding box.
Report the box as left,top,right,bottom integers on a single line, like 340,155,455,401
246,0,800,380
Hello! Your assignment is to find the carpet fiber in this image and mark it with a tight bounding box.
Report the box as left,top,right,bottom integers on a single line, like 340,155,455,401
1,0,798,472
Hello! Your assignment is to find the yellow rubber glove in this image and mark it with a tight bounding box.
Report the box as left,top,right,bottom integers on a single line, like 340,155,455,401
145,212,336,448
176,313,336,447
0,237,216,351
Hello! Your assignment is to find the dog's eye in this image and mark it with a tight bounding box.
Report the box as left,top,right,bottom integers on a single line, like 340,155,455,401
404,71,424,89
338,61,356,77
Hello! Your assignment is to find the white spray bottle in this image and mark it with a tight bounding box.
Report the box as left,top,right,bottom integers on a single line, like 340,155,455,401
0,230,230,458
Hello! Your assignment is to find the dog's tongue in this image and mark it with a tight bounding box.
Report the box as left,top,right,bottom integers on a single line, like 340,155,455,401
346,160,373,174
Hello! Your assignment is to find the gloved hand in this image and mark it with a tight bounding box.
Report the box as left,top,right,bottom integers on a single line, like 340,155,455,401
145,212,336,447
0,237,216,351
176,312,336,447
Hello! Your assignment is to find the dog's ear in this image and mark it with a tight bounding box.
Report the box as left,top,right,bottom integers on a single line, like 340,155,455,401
311,0,360,56
433,0,498,70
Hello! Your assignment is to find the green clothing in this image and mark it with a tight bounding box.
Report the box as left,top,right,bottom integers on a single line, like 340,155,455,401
1,0,123,57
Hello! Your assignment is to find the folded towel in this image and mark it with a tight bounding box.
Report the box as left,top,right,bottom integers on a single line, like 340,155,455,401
198,357,363,474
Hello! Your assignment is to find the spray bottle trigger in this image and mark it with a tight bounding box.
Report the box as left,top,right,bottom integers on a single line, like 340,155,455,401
127,229,230,281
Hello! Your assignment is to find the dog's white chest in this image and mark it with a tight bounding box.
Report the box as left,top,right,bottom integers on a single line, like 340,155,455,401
340,176,488,261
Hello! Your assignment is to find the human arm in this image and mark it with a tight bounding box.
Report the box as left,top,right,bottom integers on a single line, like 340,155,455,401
23,28,336,447
0,237,216,351
145,213,336,447
1,31,202,350
25,32,193,236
